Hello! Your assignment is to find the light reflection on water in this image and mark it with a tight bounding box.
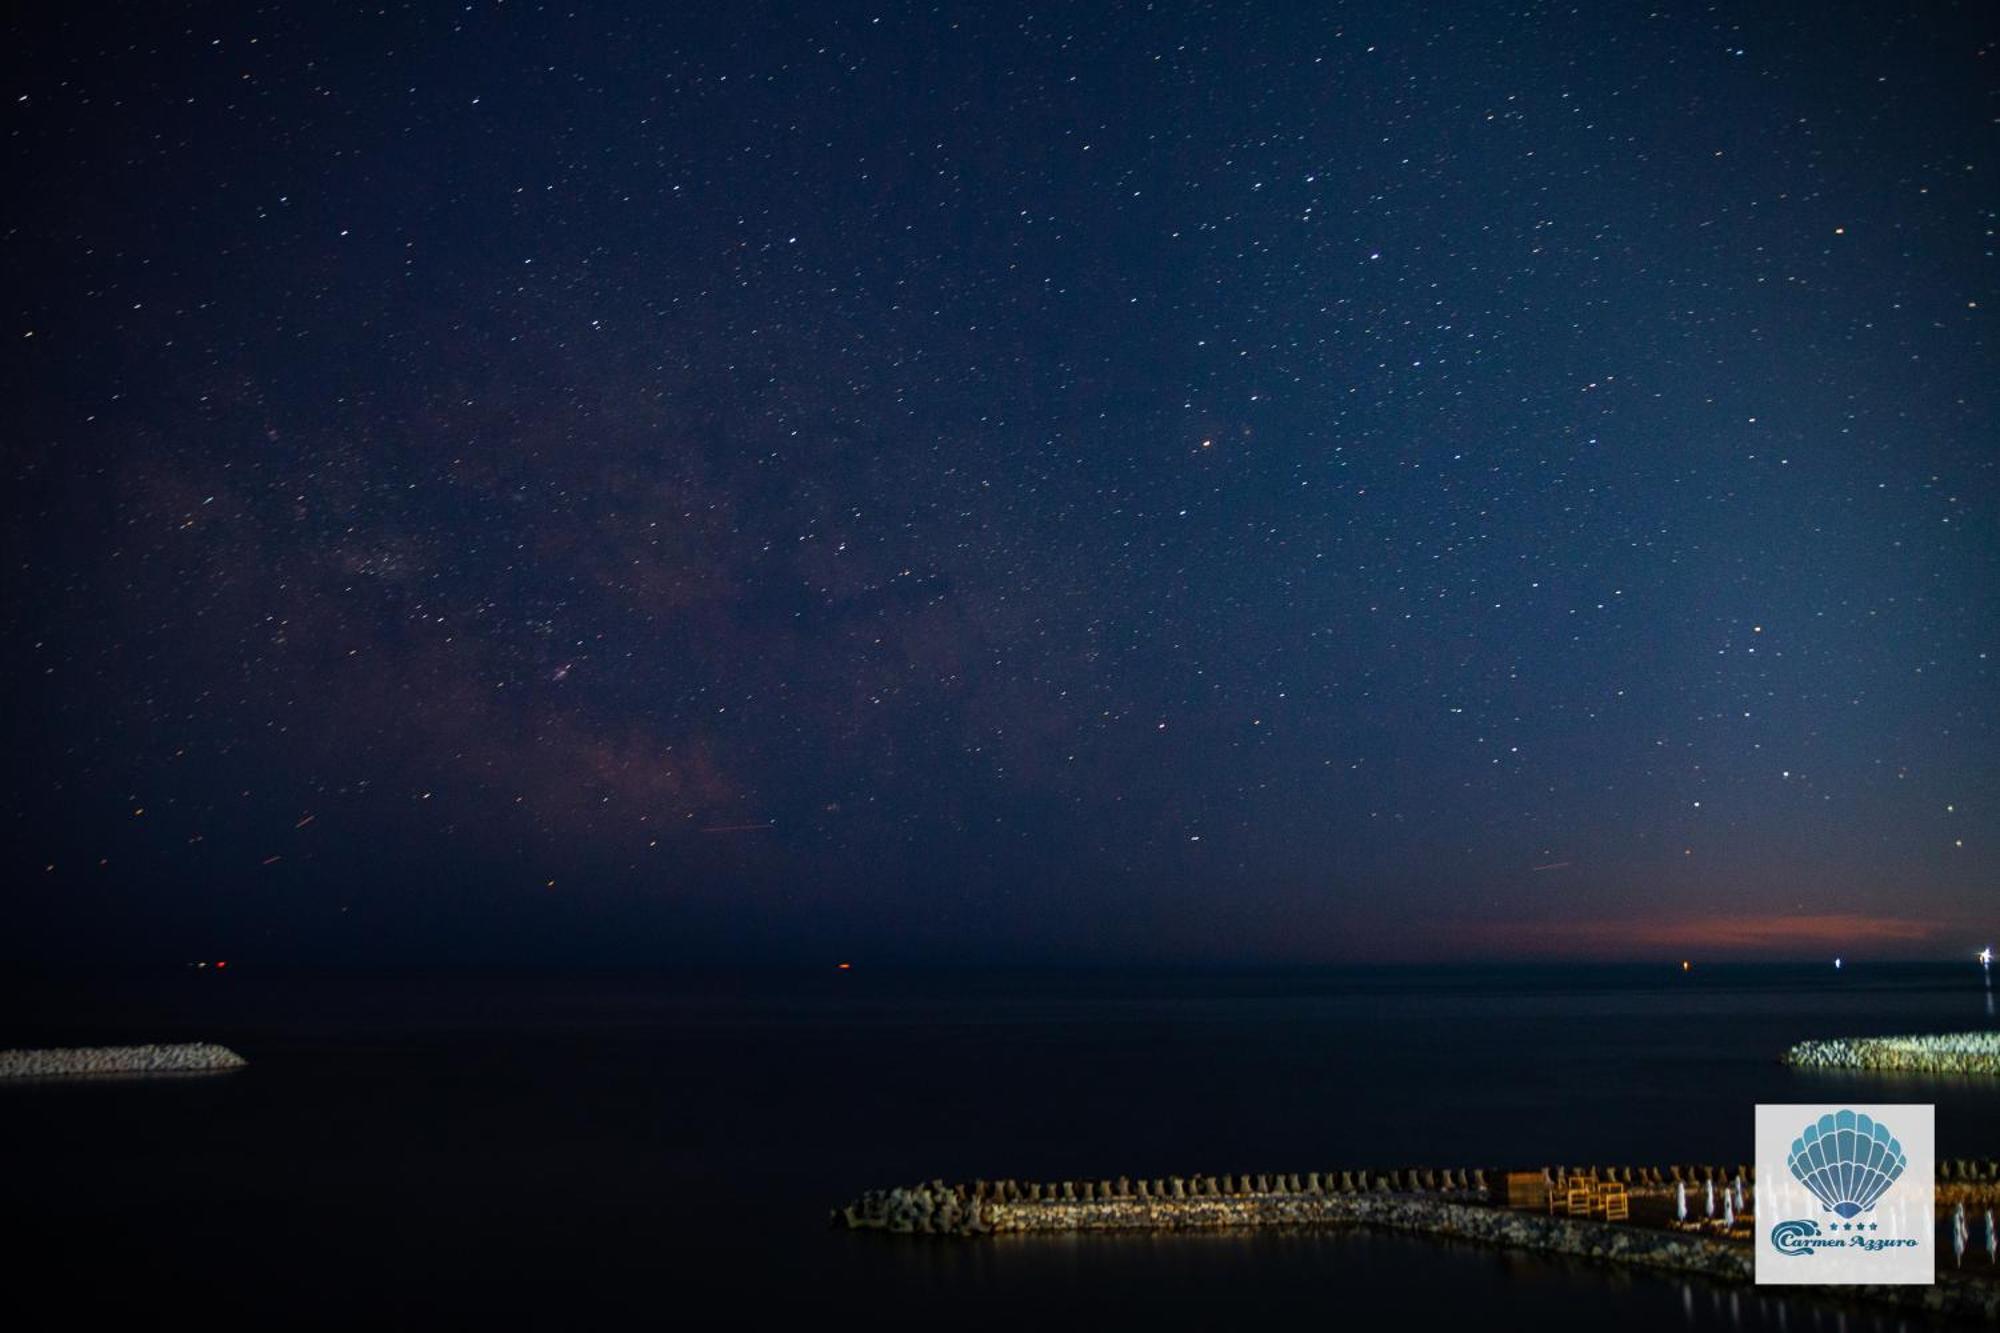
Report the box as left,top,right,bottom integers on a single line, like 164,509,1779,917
1670,1280,1939,1333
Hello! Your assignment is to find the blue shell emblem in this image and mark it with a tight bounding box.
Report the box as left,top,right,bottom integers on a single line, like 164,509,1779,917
1786,1109,1906,1218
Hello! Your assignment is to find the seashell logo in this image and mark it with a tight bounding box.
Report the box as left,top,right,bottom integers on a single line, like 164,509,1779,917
1757,1102,1932,1286
1785,1108,1906,1219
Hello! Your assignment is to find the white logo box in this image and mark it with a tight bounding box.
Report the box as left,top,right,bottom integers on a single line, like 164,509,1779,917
1754,1103,1934,1285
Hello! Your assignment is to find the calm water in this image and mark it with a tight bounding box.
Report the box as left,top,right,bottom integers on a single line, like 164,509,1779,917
4,964,1996,1328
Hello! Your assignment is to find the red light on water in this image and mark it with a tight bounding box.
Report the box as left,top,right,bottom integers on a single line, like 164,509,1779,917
836,962,852,971
215,960,228,969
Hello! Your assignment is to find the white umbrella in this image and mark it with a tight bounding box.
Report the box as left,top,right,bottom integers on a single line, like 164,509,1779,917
1723,1193,1735,1228
1985,1208,1995,1263
1675,1181,1687,1223
1704,1178,1715,1218
1951,1202,1966,1267
1733,1176,1745,1214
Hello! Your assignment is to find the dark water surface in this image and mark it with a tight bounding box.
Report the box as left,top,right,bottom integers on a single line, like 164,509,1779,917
5,964,1996,1328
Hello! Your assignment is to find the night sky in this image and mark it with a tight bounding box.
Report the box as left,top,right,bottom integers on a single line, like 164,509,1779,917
5,3,1994,968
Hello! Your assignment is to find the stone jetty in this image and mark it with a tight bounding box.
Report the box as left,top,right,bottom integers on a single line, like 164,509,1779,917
835,1164,1791,1237
1785,1031,2000,1075
0,1043,247,1079
836,1161,2000,1237
836,1161,2000,1324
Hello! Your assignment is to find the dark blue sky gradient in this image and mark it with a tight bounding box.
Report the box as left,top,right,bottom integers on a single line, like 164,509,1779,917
4,3,1994,965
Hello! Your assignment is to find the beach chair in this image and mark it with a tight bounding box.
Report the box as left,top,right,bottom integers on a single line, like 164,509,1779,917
1598,1181,1629,1221
1562,1178,1594,1217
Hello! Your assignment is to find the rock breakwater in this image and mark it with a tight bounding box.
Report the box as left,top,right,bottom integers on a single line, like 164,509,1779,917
1785,1031,2000,1075
835,1168,2000,1323
837,1169,1492,1234
836,1185,1779,1281
836,1160,1999,1237
0,1043,247,1079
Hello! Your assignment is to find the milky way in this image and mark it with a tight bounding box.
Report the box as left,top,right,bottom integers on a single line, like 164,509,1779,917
4,4,1993,965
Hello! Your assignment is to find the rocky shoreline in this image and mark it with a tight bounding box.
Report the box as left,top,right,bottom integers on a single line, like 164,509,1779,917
836,1164,2000,1324
0,1043,247,1079
835,1160,2000,1237
1785,1031,2000,1075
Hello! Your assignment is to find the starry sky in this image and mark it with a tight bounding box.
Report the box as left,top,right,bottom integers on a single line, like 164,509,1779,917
5,3,1995,968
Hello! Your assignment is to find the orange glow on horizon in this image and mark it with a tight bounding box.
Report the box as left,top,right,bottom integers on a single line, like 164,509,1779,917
1442,912,1949,960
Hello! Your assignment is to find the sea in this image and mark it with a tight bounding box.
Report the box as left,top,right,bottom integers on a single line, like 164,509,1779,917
4,963,1996,1328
